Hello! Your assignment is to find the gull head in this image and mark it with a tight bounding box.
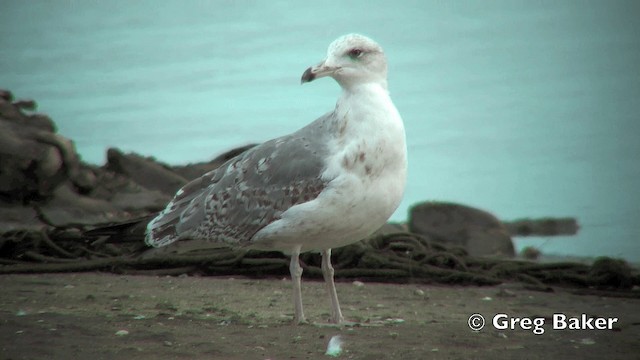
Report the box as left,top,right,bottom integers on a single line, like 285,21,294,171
301,34,388,89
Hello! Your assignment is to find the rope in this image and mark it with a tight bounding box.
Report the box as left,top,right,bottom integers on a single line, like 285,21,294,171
0,229,638,297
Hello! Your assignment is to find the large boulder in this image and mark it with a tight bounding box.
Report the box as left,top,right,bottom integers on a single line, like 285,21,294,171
0,90,172,235
1,101,66,200
0,202,47,233
409,201,514,257
0,90,96,202
0,89,257,238
35,182,133,227
105,148,188,195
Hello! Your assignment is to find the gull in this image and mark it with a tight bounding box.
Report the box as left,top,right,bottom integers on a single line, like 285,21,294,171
145,33,407,324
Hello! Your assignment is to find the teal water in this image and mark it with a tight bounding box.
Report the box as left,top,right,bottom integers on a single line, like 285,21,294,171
2,1,639,261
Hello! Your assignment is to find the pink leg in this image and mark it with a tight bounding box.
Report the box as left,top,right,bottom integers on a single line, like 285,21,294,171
322,248,344,323
290,245,306,324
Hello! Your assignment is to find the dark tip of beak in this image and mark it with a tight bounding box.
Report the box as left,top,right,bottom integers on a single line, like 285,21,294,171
301,67,315,84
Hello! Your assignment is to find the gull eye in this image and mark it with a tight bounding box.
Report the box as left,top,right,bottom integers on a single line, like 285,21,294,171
348,48,364,59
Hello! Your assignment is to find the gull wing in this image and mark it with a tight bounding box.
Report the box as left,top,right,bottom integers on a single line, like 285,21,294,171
145,113,334,248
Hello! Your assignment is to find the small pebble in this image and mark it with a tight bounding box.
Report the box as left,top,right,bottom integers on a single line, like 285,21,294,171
496,289,516,298
580,338,596,345
413,289,425,296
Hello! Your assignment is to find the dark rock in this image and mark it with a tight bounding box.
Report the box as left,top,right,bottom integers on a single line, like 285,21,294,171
76,166,169,214
371,222,408,236
35,182,133,227
27,114,56,132
0,127,66,200
12,99,37,111
589,257,633,289
504,217,579,236
35,131,82,181
0,96,81,201
409,201,515,257
521,246,541,260
0,89,13,102
110,187,170,212
0,91,174,237
0,100,24,119
71,166,98,193
0,202,47,233
106,148,188,195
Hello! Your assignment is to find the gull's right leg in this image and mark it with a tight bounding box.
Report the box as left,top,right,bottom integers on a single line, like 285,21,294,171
289,245,306,324
322,248,344,323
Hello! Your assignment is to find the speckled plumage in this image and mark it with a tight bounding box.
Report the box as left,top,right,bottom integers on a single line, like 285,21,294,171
145,34,407,324
145,112,337,249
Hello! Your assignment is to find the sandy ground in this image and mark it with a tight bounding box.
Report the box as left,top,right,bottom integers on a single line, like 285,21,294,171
1,273,638,360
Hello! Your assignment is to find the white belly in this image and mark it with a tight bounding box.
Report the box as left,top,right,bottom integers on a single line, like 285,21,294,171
250,172,405,251
251,136,407,252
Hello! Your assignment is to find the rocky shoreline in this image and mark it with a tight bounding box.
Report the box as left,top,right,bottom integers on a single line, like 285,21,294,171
0,89,259,233
1,89,576,251
2,89,638,296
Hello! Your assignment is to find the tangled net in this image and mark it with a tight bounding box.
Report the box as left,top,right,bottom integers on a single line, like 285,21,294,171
1,229,638,298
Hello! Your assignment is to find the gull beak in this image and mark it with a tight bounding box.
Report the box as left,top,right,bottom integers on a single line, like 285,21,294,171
301,60,338,84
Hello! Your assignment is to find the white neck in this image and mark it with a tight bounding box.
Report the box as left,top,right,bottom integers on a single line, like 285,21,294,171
335,82,396,124
337,77,388,93
322,77,407,184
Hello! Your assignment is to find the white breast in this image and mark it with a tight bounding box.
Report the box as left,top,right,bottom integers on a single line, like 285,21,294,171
251,83,407,252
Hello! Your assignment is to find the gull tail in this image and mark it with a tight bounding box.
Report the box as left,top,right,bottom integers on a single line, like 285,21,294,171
145,211,182,248
145,174,209,247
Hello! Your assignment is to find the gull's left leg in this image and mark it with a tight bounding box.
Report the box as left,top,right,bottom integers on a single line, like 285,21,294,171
290,245,306,324
321,248,344,323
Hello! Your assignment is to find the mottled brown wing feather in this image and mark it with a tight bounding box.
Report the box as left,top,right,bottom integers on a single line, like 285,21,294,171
145,112,334,248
